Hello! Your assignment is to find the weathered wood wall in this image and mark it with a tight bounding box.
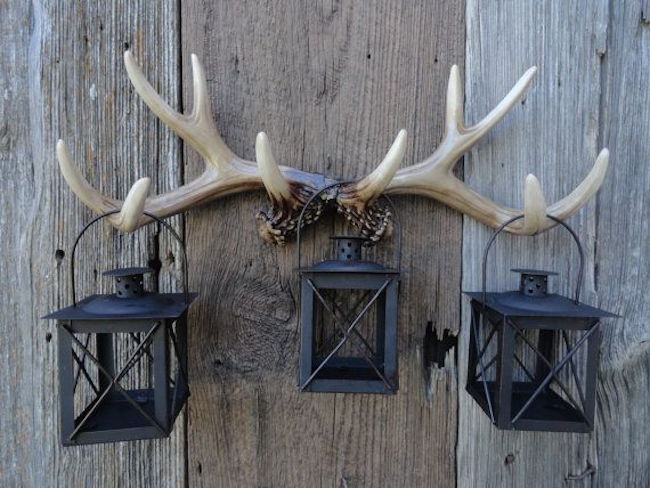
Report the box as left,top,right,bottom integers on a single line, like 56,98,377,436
0,1,647,487
0,2,185,486
459,1,605,486
459,1,649,486
180,2,463,486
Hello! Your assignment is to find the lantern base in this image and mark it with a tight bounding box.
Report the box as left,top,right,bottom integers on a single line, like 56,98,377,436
302,357,397,394
466,381,591,433
62,388,188,445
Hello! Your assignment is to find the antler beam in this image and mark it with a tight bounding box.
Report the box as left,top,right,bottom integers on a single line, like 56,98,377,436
57,52,609,241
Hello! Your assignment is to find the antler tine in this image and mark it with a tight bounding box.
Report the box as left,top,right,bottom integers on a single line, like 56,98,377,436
546,148,609,222
124,50,248,170
389,65,538,184
447,65,538,166
338,130,408,209
255,131,332,245
56,140,151,231
523,174,547,234
489,148,609,234
256,132,294,205
345,65,536,208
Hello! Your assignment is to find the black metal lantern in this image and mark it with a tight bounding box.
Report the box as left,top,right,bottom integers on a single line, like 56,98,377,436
43,212,197,445
464,215,617,432
296,184,400,394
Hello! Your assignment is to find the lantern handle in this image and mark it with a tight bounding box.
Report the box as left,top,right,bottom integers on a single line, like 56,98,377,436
481,214,585,305
296,182,402,273
70,211,189,306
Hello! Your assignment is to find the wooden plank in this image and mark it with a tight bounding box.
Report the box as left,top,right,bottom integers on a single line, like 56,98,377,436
180,1,463,486
593,1,650,486
460,1,608,486
0,1,184,486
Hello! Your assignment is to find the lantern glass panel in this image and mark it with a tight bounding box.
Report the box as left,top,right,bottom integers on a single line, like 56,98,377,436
465,300,604,432
54,315,190,445
311,287,388,383
300,270,399,394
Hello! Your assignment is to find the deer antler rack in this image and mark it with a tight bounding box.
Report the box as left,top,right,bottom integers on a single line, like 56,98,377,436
57,52,609,244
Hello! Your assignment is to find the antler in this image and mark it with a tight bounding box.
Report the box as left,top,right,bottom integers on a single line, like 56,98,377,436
57,51,402,241
57,51,262,231
370,65,609,234
57,52,609,242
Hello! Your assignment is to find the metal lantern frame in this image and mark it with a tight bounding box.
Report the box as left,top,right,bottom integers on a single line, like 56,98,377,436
44,211,195,445
465,214,617,433
296,182,401,394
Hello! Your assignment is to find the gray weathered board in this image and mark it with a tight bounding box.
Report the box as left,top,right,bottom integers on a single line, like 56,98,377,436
0,2,186,486
460,1,649,486
0,1,647,487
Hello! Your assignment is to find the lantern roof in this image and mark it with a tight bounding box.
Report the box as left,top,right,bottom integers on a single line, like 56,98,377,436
43,292,197,320
464,291,617,318
299,259,399,274
465,268,617,318
44,263,197,320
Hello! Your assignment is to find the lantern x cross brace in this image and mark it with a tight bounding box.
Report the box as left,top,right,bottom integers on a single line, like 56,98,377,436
312,287,376,358
300,279,395,391
71,333,99,395
167,324,189,417
471,319,538,390
469,310,497,422
507,319,598,426
471,319,498,381
60,321,167,442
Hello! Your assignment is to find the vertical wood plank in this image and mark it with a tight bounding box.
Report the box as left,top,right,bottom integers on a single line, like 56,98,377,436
0,1,184,486
460,1,608,486
180,1,463,486
594,1,650,486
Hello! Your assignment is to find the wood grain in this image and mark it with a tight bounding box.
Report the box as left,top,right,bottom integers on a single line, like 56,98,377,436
180,1,463,486
594,1,650,486
460,1,608,487
0,1,185,486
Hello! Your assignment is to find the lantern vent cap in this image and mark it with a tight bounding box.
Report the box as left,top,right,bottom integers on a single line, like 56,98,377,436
102,266,153,299
512,268,558,297
511,268,558,276
103,266,154,277
330,235,366,263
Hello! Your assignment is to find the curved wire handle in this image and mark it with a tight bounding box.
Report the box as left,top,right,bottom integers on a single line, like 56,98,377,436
296,182,402,272
481,214,585,305
70,211,189,306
